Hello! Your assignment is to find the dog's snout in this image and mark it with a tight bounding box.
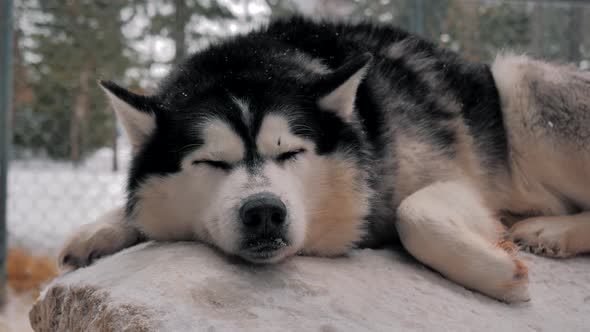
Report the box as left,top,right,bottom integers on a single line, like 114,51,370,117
240,193,287,232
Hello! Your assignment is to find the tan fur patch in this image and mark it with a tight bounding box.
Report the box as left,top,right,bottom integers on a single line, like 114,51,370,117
132,174,208,242
393,135,457,204
496,240,518,255
302,158,368,256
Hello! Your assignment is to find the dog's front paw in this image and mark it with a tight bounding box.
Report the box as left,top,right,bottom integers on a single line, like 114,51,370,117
58,224,120,270
510,218,573,258
477,251,530,303
498,257,530,303
58,208,139,270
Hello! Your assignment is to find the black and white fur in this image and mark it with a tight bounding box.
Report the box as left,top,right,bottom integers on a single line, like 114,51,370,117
60,17,590,303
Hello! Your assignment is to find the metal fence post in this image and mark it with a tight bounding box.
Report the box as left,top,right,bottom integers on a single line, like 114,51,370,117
414,0,424,36
0,0,14,306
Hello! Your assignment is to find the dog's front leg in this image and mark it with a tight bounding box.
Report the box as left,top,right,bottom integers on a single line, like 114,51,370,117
58,207,143,270
396,181,530,303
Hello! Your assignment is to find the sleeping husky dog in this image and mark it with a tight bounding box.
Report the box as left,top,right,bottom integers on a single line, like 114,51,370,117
60,17,590,303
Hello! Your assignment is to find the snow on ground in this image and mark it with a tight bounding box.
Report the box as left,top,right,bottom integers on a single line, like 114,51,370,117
7,140,132,256
4,142,132,331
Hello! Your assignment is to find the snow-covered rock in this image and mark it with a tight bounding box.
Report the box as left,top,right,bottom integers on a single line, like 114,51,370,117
30,242,590,331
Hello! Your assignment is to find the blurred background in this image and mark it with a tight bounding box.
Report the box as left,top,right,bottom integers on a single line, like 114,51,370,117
1,0,589,330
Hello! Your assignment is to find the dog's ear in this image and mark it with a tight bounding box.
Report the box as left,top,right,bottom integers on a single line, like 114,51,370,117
99,80,156,150
316,53,372,121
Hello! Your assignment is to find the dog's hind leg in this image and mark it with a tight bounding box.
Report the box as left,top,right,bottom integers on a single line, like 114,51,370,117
509,212,590,258
58,207,143,270
396,180,530,303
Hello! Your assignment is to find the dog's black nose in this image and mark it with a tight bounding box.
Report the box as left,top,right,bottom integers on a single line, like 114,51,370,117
240,193,287,233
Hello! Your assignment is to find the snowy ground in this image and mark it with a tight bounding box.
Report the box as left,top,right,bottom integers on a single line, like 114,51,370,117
7,142,131,257
0,289,36,332
4,143,132,332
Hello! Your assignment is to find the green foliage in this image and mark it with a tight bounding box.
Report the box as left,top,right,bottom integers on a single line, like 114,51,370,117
14,0,131,160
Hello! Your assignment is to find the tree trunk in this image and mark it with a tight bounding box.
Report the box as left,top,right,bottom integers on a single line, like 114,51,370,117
12,24,20,131
172,0,188,65
12,24,33,129
567,6,582,65
458,1,479,61
112,110,118,172
530,3,545,58
70,64,90,163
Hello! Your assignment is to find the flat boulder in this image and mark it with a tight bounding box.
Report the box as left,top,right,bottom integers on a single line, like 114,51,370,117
30,242,590,331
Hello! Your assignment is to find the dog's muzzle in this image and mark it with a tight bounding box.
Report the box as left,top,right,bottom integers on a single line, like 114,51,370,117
238,192,289,261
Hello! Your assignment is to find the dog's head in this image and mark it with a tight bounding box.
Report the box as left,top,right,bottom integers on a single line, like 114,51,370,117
102,49,373,263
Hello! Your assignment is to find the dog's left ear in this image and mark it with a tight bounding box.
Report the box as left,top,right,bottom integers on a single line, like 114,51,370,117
99,80,156,151
316,53,372,121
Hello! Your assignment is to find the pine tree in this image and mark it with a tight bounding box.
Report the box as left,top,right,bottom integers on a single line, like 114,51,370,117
15,0,133,161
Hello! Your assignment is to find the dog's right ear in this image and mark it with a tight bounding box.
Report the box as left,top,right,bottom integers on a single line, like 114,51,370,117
99,80,156,150
314,53,372,122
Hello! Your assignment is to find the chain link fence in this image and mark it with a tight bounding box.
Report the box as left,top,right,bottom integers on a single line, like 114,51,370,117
5,0,590,256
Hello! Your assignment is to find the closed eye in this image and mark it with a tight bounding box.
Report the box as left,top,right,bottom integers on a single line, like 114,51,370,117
276,148,306,163
192,160,232,171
